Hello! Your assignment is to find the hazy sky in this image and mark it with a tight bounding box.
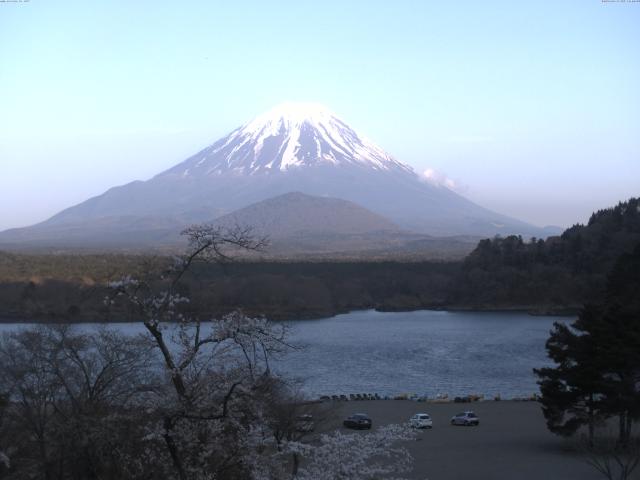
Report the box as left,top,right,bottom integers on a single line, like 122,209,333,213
1,0,639,230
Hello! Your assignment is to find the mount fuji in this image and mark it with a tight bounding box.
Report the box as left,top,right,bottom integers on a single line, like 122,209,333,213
0,102,557,250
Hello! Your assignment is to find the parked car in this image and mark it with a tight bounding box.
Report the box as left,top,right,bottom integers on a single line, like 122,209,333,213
343,413,372,430
295,414,314,432
450,411,479,426
409,413,433,429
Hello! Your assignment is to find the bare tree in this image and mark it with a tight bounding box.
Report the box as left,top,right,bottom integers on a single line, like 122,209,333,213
0,325,157,479
580,434,640,480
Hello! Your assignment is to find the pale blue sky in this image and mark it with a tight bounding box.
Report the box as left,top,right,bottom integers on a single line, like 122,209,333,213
1,0,639,230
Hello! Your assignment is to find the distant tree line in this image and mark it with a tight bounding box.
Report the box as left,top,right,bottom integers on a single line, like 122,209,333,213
450,198,640,310
1,198,639,322
0,260,459,322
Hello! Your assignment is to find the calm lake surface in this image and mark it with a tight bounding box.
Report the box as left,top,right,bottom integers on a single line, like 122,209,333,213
0,310,571,399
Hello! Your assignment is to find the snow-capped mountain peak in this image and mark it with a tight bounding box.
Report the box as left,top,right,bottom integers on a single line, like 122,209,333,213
166,102,415,177
243,102,337,131
4,103,554,243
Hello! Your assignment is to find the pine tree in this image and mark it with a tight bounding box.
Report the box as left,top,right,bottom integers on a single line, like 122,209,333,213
597,244,640,445
534,306,606,444
535,244,640,445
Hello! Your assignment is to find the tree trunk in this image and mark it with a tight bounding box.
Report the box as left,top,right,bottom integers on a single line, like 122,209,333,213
163,417,187,480
291,452,300,479
588,397,595,447
38,437,53,480
625,414,632,445
619,412,630,447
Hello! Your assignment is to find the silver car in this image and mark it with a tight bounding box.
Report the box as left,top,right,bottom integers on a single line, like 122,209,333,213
450,411,479,426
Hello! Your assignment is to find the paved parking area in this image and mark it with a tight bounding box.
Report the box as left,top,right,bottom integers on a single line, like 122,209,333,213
328,400,602,480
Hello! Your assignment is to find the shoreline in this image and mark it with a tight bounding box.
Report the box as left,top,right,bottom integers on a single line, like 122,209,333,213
316,393,539,403
0,305,578,324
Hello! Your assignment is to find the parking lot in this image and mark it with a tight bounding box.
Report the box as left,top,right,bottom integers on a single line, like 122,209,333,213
328,400,603,480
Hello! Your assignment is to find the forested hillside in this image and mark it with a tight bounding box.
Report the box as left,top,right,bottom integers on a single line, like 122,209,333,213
451,198,640,310
1,198,638,321
0,258,458,322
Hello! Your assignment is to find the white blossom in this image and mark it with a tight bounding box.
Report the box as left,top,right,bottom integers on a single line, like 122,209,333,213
108,275,138,288
0,451,9,469
292,424,419,480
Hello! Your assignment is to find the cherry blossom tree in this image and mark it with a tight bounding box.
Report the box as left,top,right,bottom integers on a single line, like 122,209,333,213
289,424,419,480
106,225,298,479
0,224,424,480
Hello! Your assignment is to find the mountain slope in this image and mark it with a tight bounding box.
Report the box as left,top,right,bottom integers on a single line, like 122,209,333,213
209,192,464,257
211,192,400,238
0,103,557,249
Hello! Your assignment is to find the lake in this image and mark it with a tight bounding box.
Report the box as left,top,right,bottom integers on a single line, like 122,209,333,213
0,309,570,399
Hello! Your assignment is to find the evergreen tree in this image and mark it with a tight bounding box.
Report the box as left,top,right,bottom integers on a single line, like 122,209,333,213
534,305,606,444
535,244,640,445
597,244,640,445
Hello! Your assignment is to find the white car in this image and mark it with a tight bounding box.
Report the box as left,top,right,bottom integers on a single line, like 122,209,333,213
409,413,433,429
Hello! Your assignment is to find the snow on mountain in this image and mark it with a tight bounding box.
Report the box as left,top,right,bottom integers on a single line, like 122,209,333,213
163,102,414,177
0,102,562,249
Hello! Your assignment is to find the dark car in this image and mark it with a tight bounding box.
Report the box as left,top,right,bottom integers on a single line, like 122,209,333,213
343,413,372,430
